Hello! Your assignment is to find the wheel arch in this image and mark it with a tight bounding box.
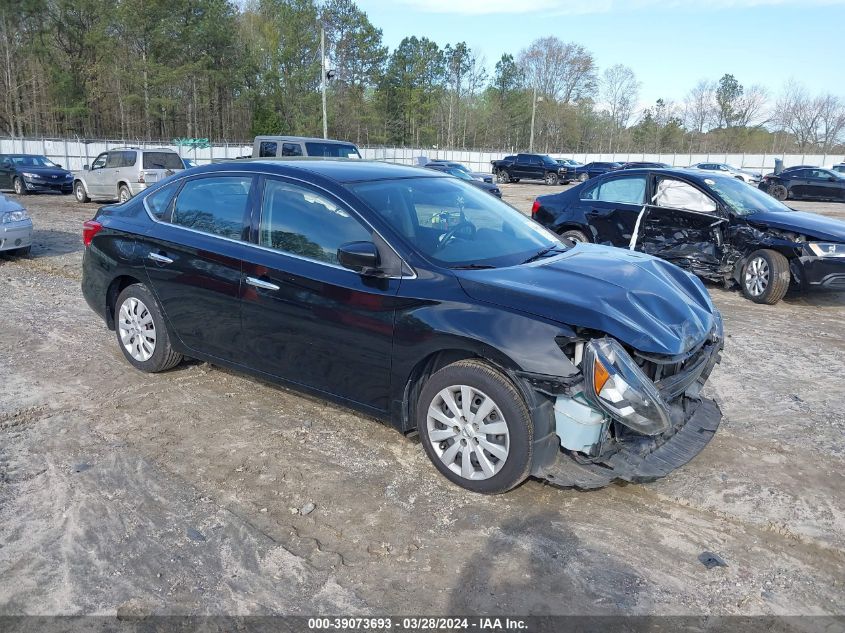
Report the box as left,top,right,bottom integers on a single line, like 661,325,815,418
554,221,593,241
105,274,144,330
398,344,528,435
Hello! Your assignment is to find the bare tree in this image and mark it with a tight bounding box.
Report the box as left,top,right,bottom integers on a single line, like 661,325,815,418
776,81,845,152
517,37,596,104
600,64,639,151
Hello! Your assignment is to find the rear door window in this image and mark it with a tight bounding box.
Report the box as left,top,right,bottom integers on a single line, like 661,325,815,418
120,151,137,167
258,178,371,265
143,152,183,170
582,176,646,205
303,142,360,158
170,176,252,240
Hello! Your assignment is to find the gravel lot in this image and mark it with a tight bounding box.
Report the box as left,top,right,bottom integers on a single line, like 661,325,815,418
1,181,844,617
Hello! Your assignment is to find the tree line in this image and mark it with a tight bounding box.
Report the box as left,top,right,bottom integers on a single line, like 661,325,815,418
2,0,844,154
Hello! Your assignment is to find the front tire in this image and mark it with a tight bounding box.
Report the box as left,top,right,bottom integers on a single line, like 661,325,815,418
114,284,183,372
545,172,559,186
741,249,790,305
74,181,89,203
417,360,533,494
496,169,510,184
13,177,26,196
559,229,589,244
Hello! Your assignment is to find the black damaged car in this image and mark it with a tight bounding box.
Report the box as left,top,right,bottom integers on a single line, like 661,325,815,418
532,168,845,304
81,160,723,493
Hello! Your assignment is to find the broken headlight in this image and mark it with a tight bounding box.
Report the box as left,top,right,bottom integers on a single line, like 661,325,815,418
806,242,845,258
583,337,670,436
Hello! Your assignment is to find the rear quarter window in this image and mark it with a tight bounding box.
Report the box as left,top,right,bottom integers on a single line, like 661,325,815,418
170,176,252,240
144,181,180,219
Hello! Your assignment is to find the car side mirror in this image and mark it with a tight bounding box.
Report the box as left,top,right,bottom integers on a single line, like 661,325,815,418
83,164,90,171
337,241,381,275
55,163,62,169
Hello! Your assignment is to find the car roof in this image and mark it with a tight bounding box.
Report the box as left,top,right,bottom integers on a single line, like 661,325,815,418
254,136,357,145
591,166,738,183
210,158,446,184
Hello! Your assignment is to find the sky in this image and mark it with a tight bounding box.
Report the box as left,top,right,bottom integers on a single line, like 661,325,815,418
354,0,845,109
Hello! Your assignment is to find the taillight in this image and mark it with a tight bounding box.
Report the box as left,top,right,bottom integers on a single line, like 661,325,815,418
82,220,103,247
531,199,541,217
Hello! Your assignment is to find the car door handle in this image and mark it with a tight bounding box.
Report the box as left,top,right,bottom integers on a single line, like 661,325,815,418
148,252,173,264
245,276,280,291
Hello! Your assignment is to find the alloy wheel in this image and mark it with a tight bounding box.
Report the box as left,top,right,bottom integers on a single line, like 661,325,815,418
75,183,85,202
426,385,510,481
118,297,157,362
119,188,130,203
745,256,770,297
13,178,23,195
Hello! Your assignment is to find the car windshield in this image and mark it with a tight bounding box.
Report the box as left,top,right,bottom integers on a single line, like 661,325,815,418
9,155,57,167
143,152,184,170
705,176,792,216
349,177,562,268
304,142,361,158
446,168,473,181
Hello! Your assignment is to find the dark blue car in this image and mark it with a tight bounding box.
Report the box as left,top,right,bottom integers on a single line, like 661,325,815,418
532,167,845,304
81,160,722,493
568,161,623,182
0,154,74,195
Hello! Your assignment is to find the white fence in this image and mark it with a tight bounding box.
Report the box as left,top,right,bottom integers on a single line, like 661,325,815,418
2,137,843,175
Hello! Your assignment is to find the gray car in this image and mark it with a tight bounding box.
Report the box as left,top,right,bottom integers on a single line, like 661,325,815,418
0,193,33,256
73,147,184,203
688,162,762,184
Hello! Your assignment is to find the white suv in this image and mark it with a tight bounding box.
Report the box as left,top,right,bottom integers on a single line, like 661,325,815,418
73,147,184,203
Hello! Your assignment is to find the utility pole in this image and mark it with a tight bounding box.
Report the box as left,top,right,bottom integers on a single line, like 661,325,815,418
529,85,539,152
320,26,328,139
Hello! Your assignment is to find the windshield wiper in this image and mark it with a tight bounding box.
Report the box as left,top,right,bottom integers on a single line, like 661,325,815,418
521,245,566,264
451,264,496,270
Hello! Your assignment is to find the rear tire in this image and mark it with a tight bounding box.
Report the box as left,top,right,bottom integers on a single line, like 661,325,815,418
769,184,787,201
114,283,183,372
741,249,790,305
118,184,131,203
13,177,26,196
417,359,533,494
74,181,89,203
559,229,589,244
578,173,588,182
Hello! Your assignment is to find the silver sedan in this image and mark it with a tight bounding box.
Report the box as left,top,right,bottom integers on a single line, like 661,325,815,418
0,194,33,256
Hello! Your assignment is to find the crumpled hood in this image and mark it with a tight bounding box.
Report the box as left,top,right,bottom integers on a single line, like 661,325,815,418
456,244,716,356
749,209,845,242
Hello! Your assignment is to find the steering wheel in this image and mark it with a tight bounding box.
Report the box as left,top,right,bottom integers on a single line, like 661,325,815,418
434,221,476,252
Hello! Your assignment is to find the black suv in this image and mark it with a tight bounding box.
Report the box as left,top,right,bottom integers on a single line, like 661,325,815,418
81,160,723,493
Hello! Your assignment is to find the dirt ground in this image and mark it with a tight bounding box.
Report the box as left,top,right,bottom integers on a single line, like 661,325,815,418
1,181,844,617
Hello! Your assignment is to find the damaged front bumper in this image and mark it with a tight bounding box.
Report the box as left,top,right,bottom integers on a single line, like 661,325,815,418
791,255,845,291
540,396,721,489
525,318,723,489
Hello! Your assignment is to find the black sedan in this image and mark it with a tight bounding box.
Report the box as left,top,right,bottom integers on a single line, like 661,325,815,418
760,167,845,202
81,160,723,493
568,162,623,182
423,163,502,197
532,168,845,304
0,154,74,195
